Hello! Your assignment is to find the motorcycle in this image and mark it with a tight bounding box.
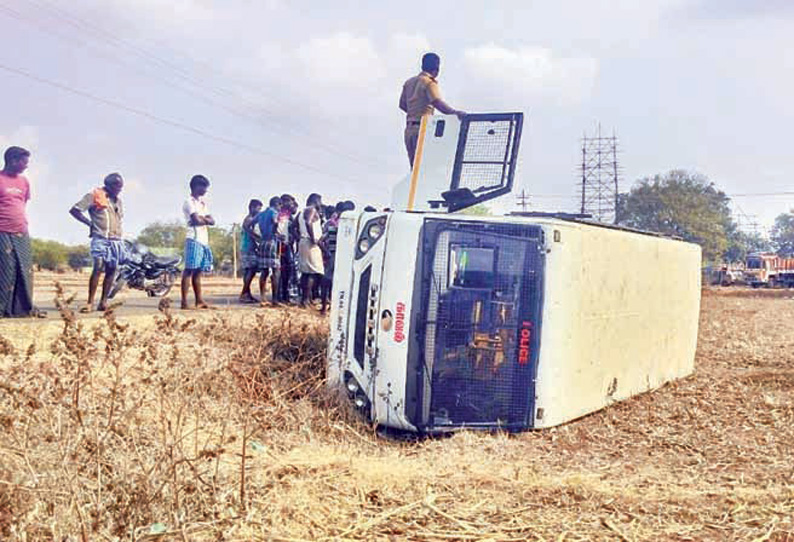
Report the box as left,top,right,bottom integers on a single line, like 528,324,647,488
108,241,182,299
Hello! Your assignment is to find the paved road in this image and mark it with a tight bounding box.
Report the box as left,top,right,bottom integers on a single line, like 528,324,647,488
17,272,320,322
32,293,268,319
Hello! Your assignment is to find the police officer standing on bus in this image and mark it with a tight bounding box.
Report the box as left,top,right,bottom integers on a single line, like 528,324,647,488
399,52,466,168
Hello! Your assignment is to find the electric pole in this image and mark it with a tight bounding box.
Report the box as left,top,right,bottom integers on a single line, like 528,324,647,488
231,223,238,279
515,189,531,212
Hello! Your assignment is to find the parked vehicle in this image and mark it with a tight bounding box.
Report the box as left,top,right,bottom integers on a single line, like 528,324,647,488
707,265,743,286
108,242,181,299
745,252,794,288
327,113,701,433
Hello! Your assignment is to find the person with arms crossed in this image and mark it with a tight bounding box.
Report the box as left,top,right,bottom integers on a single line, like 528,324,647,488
69,172,126,312
181,175,214,310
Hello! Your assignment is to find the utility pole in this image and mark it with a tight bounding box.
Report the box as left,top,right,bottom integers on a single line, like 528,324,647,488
231,223,238,279
515,189,531,212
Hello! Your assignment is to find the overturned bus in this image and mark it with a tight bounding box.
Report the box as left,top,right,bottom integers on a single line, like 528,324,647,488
327,113,701,432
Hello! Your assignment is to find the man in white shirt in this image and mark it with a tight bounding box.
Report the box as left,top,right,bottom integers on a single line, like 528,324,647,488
181,174,215,309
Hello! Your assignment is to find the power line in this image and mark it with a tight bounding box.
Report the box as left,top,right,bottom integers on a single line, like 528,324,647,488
0,0,401,172
3,0,384,169
729,192,794,197
0,61,358,184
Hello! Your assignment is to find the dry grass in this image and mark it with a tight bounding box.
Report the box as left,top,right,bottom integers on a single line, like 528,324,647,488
0,286,793,541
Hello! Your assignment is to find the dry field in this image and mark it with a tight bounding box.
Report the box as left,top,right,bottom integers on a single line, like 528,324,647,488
0,285,792,541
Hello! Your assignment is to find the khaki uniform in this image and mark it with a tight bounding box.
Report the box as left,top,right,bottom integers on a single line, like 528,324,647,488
400,71,442,166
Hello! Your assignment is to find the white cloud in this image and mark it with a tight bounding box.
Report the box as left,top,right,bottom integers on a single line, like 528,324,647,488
296,32,385,88
463,44,599,107
387,33,432,72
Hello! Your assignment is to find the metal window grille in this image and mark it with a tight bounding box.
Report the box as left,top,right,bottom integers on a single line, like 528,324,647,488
418,220,543,430
449,113,523,201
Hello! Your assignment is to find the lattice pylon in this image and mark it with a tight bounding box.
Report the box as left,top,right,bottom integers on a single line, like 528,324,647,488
580,124,620,223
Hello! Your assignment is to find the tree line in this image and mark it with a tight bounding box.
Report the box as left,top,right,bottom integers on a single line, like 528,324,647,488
617,169,792,263
32,222,236,272
30,170,794,270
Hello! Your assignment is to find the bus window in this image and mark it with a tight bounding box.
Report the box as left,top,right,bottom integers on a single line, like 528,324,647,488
449,246,496,289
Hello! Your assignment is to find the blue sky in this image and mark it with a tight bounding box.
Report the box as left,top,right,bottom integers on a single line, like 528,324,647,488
1,0,792,243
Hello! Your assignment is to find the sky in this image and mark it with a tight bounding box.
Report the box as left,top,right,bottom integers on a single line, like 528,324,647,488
1,0,793,244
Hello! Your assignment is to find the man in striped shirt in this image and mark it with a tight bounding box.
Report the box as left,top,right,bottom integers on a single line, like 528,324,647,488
70,173,126,312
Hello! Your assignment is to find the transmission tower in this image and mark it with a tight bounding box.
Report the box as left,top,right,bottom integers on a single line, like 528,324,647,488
580,124,620,223
515,189,531,212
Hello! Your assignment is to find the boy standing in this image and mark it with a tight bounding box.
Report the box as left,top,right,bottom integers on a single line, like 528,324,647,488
239,198,263,303
181,175,214,309
256,196,281,305
69,172,126,312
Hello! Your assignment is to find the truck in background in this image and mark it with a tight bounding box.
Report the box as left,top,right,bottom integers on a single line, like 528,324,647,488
744,252,794,288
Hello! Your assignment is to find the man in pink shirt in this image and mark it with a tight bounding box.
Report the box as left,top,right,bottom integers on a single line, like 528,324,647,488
0,146,45,317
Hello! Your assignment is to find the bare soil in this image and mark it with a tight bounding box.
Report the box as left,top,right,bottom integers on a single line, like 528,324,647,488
0,282,792,541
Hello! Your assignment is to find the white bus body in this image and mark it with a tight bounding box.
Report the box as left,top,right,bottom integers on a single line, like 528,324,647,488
327,211,701,432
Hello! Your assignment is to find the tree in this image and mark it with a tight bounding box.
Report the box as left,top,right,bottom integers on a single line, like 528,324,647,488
136,221,186,249
31,239,68,271
66,245,91,270
136,221,236,274
617,170,734,262
208,226,234,270
459,204,492,216
771,211,794,257
724,229,771,263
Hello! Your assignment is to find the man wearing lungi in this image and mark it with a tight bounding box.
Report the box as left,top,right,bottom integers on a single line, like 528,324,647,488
256,195,282,306
69,173,126,312
181,175,215,310
239,198,264,304
0,146,44,318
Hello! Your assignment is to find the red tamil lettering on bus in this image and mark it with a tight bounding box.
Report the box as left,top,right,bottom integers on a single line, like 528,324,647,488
394,302,406,343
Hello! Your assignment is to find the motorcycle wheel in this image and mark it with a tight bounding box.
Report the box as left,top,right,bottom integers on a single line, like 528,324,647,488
154,283,174,297
151,271,177,297
108,274,127,299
